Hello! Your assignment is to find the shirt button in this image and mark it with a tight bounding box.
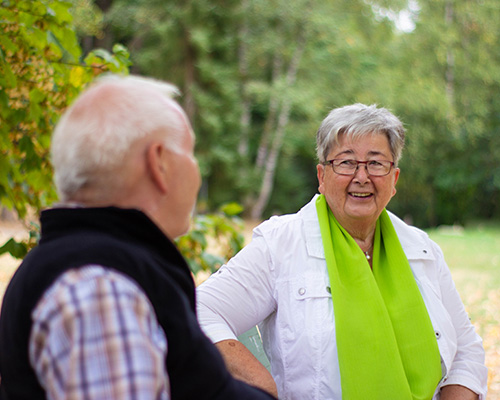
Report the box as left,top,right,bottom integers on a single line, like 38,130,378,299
435,331,441,339
326,286,331,294
423,250,428,254
298,288,306,296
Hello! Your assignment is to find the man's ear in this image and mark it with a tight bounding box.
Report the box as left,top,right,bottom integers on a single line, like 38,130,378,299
146,142,169,194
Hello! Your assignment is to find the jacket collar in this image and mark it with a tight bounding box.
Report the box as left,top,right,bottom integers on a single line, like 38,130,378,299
300,194,435,261
301,195,325,259
39,206,181,262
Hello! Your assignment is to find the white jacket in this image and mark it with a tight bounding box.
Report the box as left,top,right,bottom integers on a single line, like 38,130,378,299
197,195,487,400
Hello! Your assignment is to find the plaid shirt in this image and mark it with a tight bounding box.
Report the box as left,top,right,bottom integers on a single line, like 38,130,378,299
29,266,169,400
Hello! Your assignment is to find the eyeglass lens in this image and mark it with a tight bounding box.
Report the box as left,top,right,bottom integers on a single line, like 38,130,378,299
332,160,392,176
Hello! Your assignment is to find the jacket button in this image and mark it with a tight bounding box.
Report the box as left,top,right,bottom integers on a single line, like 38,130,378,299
326,286,331,294
298,288,306,296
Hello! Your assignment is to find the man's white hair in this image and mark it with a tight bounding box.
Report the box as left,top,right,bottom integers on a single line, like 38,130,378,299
51,74,186,201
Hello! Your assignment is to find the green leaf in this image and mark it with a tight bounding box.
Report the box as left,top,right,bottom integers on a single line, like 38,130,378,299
0,157,10,187
0,238,28,259
186,258,201,275
0,34,18,53
189,230,208,248
26,25,49,50
18,10,37,27
29,88,45,104
200,252,224,271
220,202,244,216
112,43,132,69
47,1,73,24
0,60,17,88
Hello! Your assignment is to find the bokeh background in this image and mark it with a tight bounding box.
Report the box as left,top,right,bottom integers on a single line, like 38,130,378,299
1,0,499,397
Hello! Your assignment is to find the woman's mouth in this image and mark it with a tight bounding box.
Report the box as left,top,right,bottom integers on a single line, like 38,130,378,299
349,192,373,198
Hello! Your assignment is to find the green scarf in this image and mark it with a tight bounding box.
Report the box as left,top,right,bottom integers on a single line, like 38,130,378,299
315,195,441,400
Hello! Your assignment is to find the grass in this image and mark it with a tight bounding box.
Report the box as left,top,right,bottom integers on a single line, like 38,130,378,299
427,222,500,399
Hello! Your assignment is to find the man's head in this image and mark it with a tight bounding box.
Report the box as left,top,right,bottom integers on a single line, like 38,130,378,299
51,74,201,239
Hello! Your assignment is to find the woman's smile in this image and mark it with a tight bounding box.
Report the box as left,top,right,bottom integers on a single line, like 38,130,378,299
348,191,373,199
317,132,399,234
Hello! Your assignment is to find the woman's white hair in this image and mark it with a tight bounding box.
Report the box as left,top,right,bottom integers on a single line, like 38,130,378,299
316,103,405,165
51,74,187,201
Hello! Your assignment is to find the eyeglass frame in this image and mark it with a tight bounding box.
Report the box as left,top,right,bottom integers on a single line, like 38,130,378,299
322,159,395,176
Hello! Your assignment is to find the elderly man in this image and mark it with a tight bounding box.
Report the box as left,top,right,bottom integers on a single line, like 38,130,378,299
0,75,276,400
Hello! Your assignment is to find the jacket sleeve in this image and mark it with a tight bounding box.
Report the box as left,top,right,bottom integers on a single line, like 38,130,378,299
431,241,488,399
196,230,277,344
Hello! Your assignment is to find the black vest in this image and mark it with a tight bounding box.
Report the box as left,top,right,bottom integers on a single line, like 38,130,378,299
0,207,273,400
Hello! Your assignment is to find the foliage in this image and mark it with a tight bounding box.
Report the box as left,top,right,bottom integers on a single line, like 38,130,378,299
0,0,130,258
119,0,498,227
88,0,409,220
4,0,500,266
387,0,500,227
176,203,245,274
0,222,39,259
0,0,246,275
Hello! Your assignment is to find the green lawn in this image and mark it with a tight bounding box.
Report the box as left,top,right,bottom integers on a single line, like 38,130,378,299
427,222,500,399
428,221,500,275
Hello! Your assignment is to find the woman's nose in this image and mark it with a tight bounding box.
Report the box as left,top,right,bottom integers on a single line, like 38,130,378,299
353,163,370,182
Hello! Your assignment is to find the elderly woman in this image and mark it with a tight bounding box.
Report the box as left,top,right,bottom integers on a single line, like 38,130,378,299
196,104,487,400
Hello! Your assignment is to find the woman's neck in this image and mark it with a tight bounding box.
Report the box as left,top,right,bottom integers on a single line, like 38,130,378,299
345,224,376,254
353,235,374,254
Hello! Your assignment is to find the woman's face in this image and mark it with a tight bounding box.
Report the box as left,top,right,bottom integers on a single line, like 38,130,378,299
316,132,400,230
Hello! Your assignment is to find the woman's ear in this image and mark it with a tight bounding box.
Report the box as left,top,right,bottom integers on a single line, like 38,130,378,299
392,168,400,196
317,163,326,194
146,142,169,194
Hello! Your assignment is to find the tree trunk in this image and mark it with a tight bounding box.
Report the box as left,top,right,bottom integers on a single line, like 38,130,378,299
250,26,307,220
183,31,197,124
94,0,114,50
237,0,251,157
255,52,283,170
445,2,455,116
250,97,293,220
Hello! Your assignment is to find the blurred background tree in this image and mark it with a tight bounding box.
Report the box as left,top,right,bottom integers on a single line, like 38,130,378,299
387,0,500,226
0,0,130,256
2,0,499,244
0,0,245,273
69,0,499,227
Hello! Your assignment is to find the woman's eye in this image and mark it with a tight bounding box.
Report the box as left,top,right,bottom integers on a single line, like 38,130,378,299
341,160,356,167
